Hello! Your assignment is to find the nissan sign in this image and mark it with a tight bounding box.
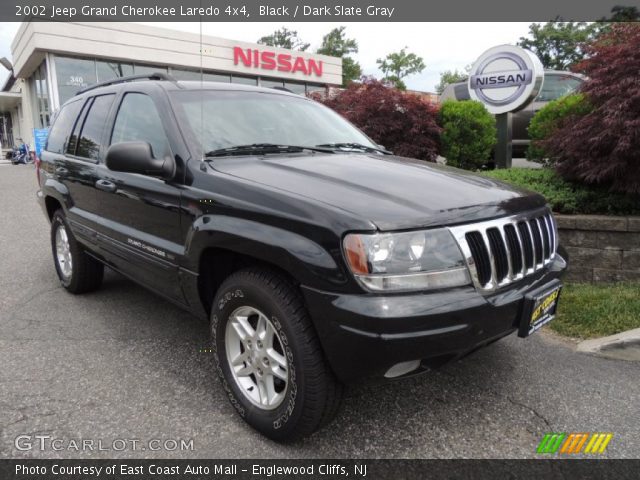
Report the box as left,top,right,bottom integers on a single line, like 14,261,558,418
468,45,544,114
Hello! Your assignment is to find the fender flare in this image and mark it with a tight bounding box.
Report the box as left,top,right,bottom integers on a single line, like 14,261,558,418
185,215,349,290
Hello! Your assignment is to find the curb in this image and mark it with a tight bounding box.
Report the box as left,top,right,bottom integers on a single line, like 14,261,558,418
576,328,640,361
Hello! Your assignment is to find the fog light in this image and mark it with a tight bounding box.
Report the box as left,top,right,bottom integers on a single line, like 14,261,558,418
384,360,421,378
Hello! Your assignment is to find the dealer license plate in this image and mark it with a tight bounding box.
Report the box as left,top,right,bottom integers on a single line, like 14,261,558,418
518,280,562,338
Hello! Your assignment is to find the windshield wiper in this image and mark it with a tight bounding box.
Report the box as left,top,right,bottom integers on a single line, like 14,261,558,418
315,142,391,154
204,143,335,157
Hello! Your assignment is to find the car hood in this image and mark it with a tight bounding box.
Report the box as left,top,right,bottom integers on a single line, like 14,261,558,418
209,152,546,231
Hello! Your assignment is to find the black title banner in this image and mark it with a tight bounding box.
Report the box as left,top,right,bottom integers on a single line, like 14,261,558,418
4,0,640,22
1,459,640,480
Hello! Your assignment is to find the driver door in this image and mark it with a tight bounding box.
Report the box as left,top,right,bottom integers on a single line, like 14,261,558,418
94,91,185,303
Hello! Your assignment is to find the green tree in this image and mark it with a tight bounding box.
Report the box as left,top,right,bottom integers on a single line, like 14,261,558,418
606,6,640,21
376,47,425,90
316,27,362,86
257,27,310,51
435,68,469,95
517,22,599,70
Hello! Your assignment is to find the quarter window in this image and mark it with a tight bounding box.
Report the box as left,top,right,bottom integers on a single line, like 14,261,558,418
110,93,170,159
46,99,83,154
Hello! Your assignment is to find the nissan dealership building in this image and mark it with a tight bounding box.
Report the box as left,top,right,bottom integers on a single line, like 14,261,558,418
0,22,342,154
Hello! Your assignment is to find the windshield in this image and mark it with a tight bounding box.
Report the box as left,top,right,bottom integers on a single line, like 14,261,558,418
170,89,378,156
536,74,583,102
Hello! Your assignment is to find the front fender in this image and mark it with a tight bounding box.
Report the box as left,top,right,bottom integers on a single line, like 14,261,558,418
184,215,352,291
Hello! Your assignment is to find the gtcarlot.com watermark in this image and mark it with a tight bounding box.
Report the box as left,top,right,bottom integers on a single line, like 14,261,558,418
15,435,194,452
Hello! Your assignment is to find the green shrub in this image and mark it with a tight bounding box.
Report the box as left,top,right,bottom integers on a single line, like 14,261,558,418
526,93,591,163
483,168,640,215
439,100,496,170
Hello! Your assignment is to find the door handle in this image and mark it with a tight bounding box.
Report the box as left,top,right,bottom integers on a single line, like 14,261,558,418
55,167,68,175
95,179,117,193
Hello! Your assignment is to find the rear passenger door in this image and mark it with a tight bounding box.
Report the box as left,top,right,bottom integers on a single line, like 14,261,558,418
93,91,184,303
44,94,115,244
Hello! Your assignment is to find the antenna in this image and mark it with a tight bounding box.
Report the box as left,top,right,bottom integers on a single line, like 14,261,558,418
199,2,204,163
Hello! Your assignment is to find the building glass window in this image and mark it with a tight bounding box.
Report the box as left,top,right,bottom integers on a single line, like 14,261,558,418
96,60,134,82
231,75,257,85
134,64,168,76
284,82,306,95
171,68,204,81
55,56,97,105
260,78,285,89
306,84,326,94
31,61,50,128
204,73,231,83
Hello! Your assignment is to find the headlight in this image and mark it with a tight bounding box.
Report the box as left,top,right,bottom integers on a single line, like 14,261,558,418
343,228,470,292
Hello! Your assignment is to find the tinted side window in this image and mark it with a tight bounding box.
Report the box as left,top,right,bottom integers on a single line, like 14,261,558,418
66,99,91,155
110,93,170,159
75,94,115,160
46,99,83,154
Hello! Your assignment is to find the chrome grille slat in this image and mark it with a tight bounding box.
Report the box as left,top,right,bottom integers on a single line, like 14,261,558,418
539,217,552,262
479,229,498,287
511,223,527,276
545,214,555,256
499,226,514,281
504,224,523,278
525,220,538,269
448,209,558,293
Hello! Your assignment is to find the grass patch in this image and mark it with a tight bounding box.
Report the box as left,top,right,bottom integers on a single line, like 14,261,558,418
550,283,640,339
482,168,640,215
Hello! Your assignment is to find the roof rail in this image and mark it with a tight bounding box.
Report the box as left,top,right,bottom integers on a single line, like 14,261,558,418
271,86,295,94
75,72,176,96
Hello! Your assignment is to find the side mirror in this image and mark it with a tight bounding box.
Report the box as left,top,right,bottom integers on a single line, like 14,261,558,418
105,141,175,179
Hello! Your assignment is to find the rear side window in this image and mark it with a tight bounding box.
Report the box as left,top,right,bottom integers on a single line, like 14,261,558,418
66,99,91,156
46,100,83,154
110,93,170,159
74,94,115,160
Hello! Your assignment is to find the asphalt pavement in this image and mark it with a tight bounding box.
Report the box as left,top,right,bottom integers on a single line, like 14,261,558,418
0,165,638,459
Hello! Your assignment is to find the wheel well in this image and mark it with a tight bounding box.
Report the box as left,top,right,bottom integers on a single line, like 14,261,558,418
44,196,62,221
198,248,298,315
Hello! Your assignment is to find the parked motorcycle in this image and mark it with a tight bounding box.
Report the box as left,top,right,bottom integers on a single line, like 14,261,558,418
11,139,33,165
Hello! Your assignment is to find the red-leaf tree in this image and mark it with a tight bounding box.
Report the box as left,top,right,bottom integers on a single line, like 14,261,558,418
542,23,640,194
312,78,441,161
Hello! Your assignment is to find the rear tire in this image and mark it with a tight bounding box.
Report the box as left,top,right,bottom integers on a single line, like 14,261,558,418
51,210,104,294
211,267,343,441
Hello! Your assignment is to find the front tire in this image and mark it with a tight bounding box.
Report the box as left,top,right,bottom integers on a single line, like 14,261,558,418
51,210,104,294
211,268,342,441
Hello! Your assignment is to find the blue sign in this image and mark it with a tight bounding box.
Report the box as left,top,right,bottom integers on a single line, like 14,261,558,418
33,128,49,158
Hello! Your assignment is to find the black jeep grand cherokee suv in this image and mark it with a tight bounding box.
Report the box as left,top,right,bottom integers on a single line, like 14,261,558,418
37,74,567,441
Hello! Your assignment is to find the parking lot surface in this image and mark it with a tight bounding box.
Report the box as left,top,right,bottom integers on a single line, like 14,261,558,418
1,166,638,459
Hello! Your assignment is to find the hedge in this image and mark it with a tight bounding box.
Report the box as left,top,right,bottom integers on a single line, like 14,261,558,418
483,168,640,215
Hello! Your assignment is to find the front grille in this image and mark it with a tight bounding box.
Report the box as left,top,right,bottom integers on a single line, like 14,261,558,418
449,209,558,291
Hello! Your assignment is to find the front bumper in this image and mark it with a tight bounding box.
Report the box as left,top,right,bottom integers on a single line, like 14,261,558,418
302,251,567,383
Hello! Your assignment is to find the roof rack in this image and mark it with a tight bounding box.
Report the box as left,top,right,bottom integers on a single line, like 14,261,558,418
75,72,176,96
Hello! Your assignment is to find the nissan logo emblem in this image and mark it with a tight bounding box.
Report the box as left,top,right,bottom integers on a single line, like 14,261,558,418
468,45,544,114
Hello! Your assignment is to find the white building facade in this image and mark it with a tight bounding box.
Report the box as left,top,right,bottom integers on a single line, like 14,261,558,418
0,22,342,155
